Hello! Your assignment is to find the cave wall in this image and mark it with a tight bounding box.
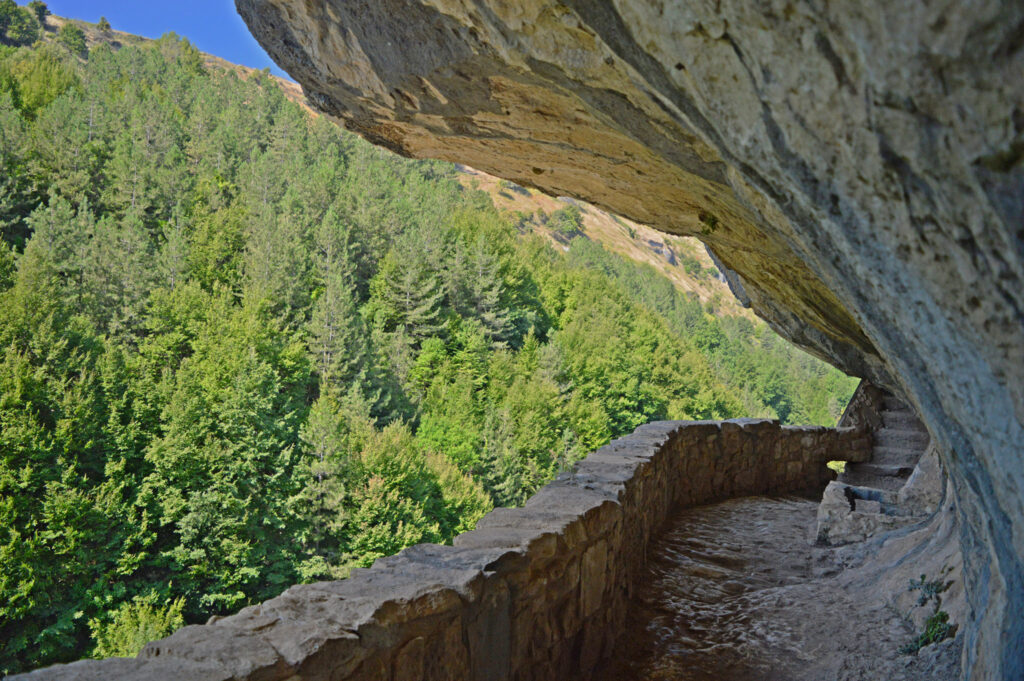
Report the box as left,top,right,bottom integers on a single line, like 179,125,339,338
234,2,1024,677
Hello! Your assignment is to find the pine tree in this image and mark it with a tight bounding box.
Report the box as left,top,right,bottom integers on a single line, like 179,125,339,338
291,389,371,580
0,241,15,291
140,294,311,614
155,205,190,289
80,213,154,339
462,235,511,344
243,203,310,323
308,211,366,389
0,239,147,674
368,248,445,342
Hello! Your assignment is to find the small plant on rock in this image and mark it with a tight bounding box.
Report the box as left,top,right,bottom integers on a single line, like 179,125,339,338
899,568,956,655
697,211,720,236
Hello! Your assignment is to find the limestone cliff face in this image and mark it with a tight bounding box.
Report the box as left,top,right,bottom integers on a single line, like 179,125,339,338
236,1,1023,677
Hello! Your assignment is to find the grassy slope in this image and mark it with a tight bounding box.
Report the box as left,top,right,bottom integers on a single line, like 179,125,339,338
455,166,752,317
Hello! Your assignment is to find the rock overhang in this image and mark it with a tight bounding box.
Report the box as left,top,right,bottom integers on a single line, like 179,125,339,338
235,1,1024,678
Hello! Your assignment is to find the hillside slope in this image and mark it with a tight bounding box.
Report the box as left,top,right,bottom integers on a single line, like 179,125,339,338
40,11,750,318
455,166,750,316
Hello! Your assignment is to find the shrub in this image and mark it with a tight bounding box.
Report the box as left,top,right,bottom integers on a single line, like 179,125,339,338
27,1,47,24
57,23,87,58
89,593,186,659
548,204,584,239
697,210,720,235
1,5,39,46
681,256,703,277
899,569,956,655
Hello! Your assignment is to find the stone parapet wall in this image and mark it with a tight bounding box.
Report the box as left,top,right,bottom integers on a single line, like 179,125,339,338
837,380,887,431
18,419,869,681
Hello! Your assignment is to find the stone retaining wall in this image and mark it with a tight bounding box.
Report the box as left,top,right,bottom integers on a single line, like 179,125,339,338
837,380,887,431
19,419,869,681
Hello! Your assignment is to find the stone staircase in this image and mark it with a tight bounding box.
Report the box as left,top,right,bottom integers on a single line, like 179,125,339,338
838,394,930,492
816,383,941,545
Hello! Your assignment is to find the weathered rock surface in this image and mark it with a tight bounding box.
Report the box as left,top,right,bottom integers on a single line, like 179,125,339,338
234,2,1024,677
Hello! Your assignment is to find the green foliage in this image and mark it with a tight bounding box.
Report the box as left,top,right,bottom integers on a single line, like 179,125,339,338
908,570,954,609
57,23,86,58
89,592,184,659
0,43,79,119
698,211,720,235
565,238,856,424
0,241,14,289
27,1,47,24
97,16,110,33
680,254,703,277
2,6,37,46
899,570,956,655
548,203,584,239
0,34,855,675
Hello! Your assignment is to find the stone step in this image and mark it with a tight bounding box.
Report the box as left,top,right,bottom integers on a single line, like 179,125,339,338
838,470,908,492
881,409,925,430
870,446,924,466
882,395,909,411
874,428,930,449
850,462,916,479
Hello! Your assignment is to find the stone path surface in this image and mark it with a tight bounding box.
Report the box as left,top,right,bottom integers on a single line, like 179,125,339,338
591,496,959,681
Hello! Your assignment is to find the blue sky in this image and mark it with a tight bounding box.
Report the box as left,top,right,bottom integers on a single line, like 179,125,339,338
41,0,290,79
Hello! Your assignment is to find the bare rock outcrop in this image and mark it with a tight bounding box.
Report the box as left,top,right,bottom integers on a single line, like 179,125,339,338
235,1,1023,677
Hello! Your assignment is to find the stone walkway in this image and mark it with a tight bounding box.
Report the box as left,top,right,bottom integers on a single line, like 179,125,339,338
591,496,959,681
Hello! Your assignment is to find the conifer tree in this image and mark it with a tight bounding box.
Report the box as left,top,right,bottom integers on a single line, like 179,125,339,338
308,211,365,388
243,204,310,323
368,247,445,342
462,235,511,344
291,391,359,578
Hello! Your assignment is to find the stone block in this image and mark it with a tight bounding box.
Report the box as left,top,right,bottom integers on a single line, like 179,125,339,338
898,445,943,515
467,581,511,681
139,625,293,681
580,540,609,617
855,498,882,514
393,637,425,681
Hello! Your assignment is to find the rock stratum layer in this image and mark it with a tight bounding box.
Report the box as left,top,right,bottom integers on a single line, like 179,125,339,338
235,1,1024,677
